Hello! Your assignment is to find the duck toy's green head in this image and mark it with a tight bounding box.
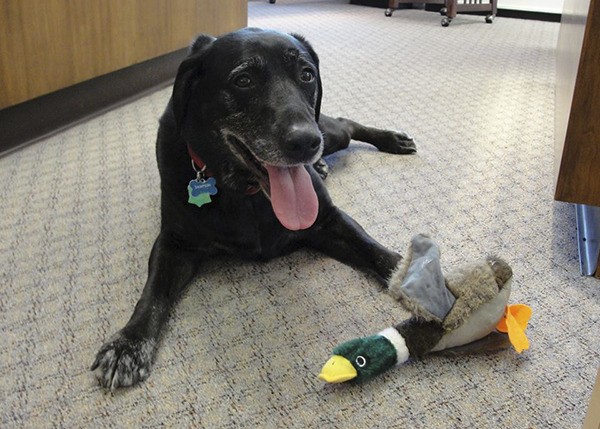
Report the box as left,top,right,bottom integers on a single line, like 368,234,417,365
318,328,409,383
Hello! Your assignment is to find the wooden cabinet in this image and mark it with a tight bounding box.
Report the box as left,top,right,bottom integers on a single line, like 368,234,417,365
554,0,600,206
0,0,248,109
554,0,600,276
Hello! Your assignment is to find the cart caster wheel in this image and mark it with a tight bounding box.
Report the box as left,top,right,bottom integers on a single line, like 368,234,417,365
441,17,451,26
385,8,393,17
485,14,494,23
440,7,447,15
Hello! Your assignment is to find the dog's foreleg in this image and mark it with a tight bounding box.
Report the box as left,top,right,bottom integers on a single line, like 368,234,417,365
308,208,401,284
318,114,416,156
91,231,199,390
337,117,416,155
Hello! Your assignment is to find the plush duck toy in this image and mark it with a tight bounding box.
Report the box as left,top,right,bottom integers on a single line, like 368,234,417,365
319,234,531,384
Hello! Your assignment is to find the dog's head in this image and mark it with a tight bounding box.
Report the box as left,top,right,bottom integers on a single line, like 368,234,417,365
172,28,325,230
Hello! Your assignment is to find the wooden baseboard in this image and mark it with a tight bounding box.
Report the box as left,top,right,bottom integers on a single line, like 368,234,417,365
496,9,561,22
356,2,562,22
424,4,561,21
0,48,188,158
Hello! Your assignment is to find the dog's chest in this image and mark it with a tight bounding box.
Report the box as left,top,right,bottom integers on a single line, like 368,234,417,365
207,222,298,260
189,194,299,260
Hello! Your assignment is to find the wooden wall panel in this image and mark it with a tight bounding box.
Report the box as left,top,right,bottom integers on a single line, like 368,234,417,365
0,0,247,109
554,0,600,206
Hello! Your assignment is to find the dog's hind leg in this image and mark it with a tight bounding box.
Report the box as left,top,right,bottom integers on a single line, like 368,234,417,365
91,231,199,390
318,114,416,156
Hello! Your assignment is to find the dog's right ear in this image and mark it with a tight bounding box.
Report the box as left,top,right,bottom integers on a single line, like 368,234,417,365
189,34,216,55
172,34,216,134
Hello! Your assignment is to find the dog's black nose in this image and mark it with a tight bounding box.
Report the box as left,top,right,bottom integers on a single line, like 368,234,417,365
283,125,322,162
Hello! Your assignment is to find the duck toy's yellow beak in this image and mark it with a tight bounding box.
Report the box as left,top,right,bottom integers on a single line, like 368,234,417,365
318,355,357,383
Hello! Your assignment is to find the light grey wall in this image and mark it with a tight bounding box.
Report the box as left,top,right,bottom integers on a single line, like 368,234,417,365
500,0,563,13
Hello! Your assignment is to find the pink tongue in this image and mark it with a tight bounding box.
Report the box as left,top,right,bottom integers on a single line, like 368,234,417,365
265,165,319,231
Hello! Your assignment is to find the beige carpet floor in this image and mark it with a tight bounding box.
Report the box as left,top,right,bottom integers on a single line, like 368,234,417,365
1,0,598,427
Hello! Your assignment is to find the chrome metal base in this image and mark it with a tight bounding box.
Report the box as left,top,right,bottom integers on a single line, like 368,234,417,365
575,204,600,276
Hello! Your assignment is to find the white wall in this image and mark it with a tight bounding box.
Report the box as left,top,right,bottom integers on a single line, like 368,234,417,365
500,0,564,14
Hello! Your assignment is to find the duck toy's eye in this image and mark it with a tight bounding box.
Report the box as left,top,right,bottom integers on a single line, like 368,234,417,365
355,355,367,368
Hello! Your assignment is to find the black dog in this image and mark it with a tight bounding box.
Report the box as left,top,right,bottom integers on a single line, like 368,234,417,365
91,28,416,390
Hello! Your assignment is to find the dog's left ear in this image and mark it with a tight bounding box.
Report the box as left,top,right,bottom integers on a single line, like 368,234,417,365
172,34,216,135
291,33,323,122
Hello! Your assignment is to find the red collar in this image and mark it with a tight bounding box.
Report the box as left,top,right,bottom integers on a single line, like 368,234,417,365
187,144,213,177
187,144,260,195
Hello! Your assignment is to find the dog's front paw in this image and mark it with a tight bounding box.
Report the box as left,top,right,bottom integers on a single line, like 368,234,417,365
313,158,329,180
383,130,416,154
90,330,156,391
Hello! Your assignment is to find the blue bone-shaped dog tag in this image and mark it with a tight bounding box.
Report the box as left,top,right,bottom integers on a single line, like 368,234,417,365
188,177,218,207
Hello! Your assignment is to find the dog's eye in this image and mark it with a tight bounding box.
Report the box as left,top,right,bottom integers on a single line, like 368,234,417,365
233,74,252,88
300,69,315,83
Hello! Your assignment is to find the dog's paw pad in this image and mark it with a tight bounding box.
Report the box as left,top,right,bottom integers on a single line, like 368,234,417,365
90,331,156,391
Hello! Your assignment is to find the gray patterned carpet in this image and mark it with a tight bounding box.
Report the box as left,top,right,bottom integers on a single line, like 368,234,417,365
2,0,598,427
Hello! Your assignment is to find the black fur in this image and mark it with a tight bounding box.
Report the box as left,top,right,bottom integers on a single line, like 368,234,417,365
91,28,416,390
